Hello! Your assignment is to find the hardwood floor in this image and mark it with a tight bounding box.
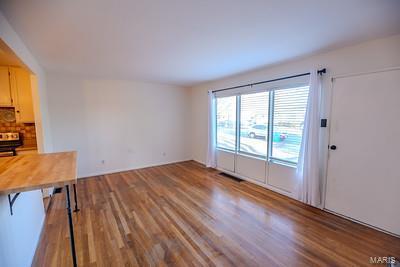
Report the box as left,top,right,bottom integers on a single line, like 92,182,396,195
33,161,400,266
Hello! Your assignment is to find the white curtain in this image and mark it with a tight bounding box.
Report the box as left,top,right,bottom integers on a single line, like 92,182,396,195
296,70,322,207
206,90,217,168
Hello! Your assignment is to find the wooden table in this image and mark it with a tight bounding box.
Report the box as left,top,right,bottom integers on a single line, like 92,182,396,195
0,151,79,267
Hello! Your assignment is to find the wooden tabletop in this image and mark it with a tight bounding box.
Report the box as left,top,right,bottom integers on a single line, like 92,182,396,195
0,151,77,195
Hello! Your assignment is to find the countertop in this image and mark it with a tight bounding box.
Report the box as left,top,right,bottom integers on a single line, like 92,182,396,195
0,151,77,195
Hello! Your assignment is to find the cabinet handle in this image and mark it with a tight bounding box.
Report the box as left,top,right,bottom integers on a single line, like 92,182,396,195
16,110,20,113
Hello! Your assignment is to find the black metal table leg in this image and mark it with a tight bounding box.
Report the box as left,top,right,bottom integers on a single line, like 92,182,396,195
66,185,78,267
73,183,80,212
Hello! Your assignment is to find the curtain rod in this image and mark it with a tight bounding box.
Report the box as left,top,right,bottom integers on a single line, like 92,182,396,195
212,68,326,93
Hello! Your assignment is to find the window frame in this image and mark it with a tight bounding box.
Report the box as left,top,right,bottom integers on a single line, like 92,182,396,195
215,83,309,167
215,95,237,152
269,86,309,165
237,92,269,159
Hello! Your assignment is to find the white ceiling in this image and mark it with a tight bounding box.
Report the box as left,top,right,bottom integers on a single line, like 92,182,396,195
1,0,399,86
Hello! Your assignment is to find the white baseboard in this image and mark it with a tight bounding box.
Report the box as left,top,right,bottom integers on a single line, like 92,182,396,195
215,167,296,199
192,158,206,166
213,166,400,238
324,208,400,238
31,200,46,267
78,158,192,179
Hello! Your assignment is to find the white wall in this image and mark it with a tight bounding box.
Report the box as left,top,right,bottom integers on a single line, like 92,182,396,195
0,191,45,267
190,34,400,164
0,11,49,267
46,72,191,178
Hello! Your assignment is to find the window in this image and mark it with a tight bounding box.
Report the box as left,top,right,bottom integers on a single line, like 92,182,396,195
271,86,309,163
239,92,269,157
215,83,309,165
216,96,236,150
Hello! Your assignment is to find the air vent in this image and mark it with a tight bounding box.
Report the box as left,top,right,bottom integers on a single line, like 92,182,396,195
53,187,62,194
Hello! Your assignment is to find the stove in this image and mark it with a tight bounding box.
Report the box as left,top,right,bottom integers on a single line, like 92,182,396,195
0,132,23,156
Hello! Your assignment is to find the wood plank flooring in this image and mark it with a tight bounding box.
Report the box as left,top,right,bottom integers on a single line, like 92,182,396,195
33,161,400,266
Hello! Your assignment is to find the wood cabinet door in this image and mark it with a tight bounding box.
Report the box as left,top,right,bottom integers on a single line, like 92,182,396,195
12,68,35,122
0,66,12,106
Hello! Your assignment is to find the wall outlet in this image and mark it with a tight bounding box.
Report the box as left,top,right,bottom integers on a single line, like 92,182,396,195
162,152,166,156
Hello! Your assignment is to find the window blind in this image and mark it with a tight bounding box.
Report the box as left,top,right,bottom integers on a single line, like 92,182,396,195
271,86,309,163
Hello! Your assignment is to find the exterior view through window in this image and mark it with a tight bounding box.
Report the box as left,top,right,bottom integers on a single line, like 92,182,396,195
240,92,269,157
216,96,236,150
215,85,309,165
272,86,309,163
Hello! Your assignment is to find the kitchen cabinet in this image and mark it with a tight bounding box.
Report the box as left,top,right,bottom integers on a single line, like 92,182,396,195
0,66,35,122
0,66,12,106
11,68,35,123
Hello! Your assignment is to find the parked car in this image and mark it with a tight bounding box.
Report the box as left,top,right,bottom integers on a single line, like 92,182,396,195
247,124,288,141
248,124,267,139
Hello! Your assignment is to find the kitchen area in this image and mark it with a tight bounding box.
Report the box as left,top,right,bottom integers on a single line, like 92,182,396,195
0,66,37,156
0,38,54,267
0,37,58,204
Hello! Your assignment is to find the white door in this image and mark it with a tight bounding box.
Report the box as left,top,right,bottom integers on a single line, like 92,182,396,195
325,68,400,235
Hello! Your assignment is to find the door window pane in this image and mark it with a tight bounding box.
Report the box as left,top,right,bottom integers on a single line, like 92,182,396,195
272,86,309,163
239,92,269,156
216,96,236,150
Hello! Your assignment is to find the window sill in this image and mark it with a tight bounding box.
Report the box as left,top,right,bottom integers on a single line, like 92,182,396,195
216,149,266,160
216,147,235,154
237,152,266,161
216,149,298,169
268,159,297,169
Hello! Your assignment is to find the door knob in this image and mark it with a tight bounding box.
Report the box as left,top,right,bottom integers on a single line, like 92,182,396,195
330,145,337,150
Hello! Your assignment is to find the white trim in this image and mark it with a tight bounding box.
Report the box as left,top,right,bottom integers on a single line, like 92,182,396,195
78,159,192,179
268,158,297,168
216,146,236,152
31,211,46,266
216,164,400,238
192,158,205,165
237,151,265,161
321,77,337,210
234,94,241,172
207,155,400,238
216,167,295,199
218,148,296,168
324,208,400,238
